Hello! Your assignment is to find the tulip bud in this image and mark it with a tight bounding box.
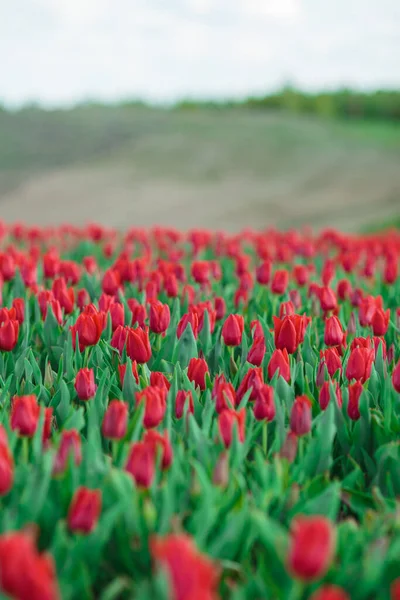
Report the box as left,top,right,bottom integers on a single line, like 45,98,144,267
53,429,82,475
287,515,336,581
118,361,139,386
290,395,312,436
268,349,291,382
102,400,128,440
393,361,400,393
10,395,40,437
346,347,373,383
320,348,342,378
218,409,245,448
221,314,244,347
126,327,152,364
187,358,209,391
214,296,226,321
143,430,173,470
253,385,275,422
324,316,345,347
150,371,171,391
149,301,171,334
256,260,271,285
319,381,342,411
309,585,350,600
12,298,25,324
125,441,155,488
236,367,263,403
175,390,194,419
347,381,363,420
279,431,298,463
271,270,289,295
247,336,266,366
136,386,167,429
75,368,97,401
68,487,102,534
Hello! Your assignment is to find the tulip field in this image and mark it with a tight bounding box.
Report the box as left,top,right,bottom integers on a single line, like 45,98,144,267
1,223,400,600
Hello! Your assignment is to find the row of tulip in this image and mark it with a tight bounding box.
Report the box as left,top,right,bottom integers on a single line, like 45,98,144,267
0,223,399,599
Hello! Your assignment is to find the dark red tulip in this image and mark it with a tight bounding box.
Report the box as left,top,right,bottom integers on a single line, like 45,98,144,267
214,296,226,320
68,487,102,534
347,381,363,420
290,395,312,436
320,348,342,378
268,348,291,382
319,381,342,411
11,395,40,437
109,302,125,332
12,298,25,324
222,314,244,346
111,325,129,354
102,400,128,440
53,429,82,475
393,361,400,393
271,269,289,294
136,386,167,429
288,515,336,581
0,309,19,352
126,327,152,364
150,534,220,600
337,279,352,301
370,307,390,336
218,408,245,448
253,385,275,422
256,260,271,285
273,314,310,354
128,298,147,327
187,357,209,391
391,579,400,600
125,441,155,488
149,301,171,334
319,286,337,313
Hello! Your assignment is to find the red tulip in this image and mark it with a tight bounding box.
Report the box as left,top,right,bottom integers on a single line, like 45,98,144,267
0,440,13,496
215,382,236,414
175,390,194,419
273,314,310,354
71,308,104,351
53,429,82,475
68,487,102,534
271,269,289,294
337,279,352,301
187,357,209,391
75,368,97,401
346,347,374,383
214,296,226,321
52,278,75,314
256,260,271,285
102,268,120,296
125,441,155,488
143,430,173,469
268,348,291,382
370,307,390,336
109,302,125,332
136,386,167,429
0,530,60,600
391,579,400,600
128,298,147,327
290,395,312,436
236,367,263,403
150,371,171,390
347,381,363,420
288,515,336,581
149,301,171,334
150,534,220,600
320,348,342,378
218,408,245,448
12,298,25,324
221,314,244,347
309,585,350,600
0,253,16,281
43,251,60,279
118,361,139,386
324,316,345,347
111,325,129,354
393,361,400,393
191,261,210,285
177,312,199,339
279,431,298,463
126,327,152,364
247,335,266,366
253,385,275,421
11,395,40,437
0,309,19,352
319,381,342,411
293,264,309,287
42,407,54,444
102,400,128,440
319,287,337,313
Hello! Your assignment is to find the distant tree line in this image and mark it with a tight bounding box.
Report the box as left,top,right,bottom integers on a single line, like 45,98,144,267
175,87,400,121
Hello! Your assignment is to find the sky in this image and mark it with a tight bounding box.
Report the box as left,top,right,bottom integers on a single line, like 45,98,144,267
1,0,399,106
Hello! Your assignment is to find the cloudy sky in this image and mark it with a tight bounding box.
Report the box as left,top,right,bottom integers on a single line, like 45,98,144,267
1,0,399,106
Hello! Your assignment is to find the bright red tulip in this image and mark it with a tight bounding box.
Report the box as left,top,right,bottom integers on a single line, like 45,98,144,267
177,312,199,339
347,381,363,420
247,335,266,366
370,307,390,336
256,260,271,285
288,515,336,581
150,371,171,390
320,348,342,378
215,382,236,414
0,309,19,351
221,314,244,347
12,298,25,324
128,298,147,327
175,390,194,419
346,347,374,383
393,361,400,393
118,361,139,386
309,585,350,600
143,430,173,470
319,286,337,313
319,381,342,411
273,314,310,354
71,308,104,351
0,440,13,496
149,301,171,334
324,316,345,347
125,441,155,488
68,487,102,534
236,367,263,403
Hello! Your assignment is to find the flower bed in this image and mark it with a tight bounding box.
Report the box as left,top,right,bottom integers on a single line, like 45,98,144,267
0,223,399,599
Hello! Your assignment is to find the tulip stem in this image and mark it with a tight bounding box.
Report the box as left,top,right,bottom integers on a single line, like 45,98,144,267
289,581,305,600
262,422,268,457
22,437,29,463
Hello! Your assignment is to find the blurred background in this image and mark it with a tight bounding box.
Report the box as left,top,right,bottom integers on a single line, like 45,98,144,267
0,0,399,232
